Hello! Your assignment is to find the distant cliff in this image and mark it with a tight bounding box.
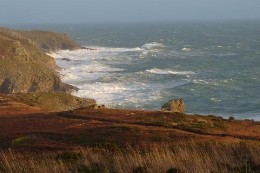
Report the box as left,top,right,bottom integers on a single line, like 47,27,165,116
18,30,82,52
0,27,79,93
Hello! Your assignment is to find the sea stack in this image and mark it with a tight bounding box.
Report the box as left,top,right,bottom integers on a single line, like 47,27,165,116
161,98,185,113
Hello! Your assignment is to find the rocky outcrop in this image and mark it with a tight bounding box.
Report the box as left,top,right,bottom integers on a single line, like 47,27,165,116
161,99,185,113
0,27,77,94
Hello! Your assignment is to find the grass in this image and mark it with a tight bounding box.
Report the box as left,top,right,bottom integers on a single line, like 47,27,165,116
0,141,259,173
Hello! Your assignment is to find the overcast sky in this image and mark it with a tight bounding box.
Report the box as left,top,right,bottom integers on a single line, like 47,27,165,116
1,0,260,24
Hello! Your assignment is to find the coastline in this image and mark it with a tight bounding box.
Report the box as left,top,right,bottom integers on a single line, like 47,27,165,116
0,26,260,172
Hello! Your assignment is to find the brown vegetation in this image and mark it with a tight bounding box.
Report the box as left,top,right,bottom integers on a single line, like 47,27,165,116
0,96,259,172
0,141,259,173
0,103,259,149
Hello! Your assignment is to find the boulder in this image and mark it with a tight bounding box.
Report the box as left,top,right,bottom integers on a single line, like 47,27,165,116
161,99,185,113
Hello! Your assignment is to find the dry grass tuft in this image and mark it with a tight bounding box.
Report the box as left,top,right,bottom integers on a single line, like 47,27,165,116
0,141,259,173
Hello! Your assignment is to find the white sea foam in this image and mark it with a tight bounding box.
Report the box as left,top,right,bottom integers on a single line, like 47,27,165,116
72,81,167,107
73,82,128,102
50,46,142,60
50,45,190,108
50,42,163,62
193,79,210,85
193,79,220,86
141,42,164,50
210,98,222,102
181,47,191,52
146,68,195,76
50,48,127,85
69,63,123,73
193,79,232,86
213,53,237,57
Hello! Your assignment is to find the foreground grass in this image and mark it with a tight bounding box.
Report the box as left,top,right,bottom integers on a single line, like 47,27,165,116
0,141,259,173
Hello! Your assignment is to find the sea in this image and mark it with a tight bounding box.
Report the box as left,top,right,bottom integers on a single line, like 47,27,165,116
14,21,260,120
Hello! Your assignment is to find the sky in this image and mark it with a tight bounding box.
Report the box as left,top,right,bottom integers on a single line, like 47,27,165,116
0,0,260,24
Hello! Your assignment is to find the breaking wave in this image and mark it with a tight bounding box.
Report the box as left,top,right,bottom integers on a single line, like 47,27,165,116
141,42,164,50
146,68,195,76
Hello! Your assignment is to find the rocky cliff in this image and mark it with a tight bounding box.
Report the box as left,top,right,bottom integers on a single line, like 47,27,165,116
0,27,78,93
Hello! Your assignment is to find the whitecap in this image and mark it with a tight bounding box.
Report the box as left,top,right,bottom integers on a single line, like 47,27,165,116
141,42,164,50
69,63,123,73
181,47,191,52
193,79,210,85
210,98,222,102
193,79,230,86
146,68,195,76
213,53,237,57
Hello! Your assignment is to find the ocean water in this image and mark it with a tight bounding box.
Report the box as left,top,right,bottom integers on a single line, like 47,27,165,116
30,22,260,120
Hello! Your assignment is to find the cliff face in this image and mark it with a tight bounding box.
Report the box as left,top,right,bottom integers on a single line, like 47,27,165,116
0,27,77,93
